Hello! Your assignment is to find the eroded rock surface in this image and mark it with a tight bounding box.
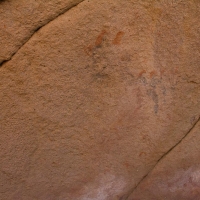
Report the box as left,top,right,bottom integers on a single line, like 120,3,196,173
0,0,84,64
0,0,200,199
128,120,200,200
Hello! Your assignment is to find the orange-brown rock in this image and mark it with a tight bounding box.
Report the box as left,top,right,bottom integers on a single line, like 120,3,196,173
0,0,84,64
0,0,200,199
127,121,200,200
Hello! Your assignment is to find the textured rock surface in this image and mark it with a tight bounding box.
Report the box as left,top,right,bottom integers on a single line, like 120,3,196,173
0,0,84,64
0,0,200,199
128,121,200,200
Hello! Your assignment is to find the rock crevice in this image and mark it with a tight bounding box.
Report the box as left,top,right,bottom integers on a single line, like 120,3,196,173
0,0,85,67
126,116,200,200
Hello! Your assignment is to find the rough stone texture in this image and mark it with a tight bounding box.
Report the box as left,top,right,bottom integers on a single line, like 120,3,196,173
0,0,84,64
128,121,200,200
0,0,200,199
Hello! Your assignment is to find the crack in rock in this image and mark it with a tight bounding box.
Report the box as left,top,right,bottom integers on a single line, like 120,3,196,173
125,115,200,200
0,0,85,68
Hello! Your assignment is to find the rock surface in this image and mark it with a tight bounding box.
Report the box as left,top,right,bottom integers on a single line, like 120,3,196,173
128,120,200,200
0,0,84,64
0,0,200,199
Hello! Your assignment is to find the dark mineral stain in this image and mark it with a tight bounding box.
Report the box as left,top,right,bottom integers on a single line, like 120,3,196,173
147,89,159,114
113,31,125,45
84,44,93,56
95,30,107,47
138,70,146,77
150,70,157,78
139,152,146,157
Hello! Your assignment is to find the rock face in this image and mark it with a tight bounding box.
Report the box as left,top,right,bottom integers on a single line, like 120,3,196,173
0,0,200,199
128,122,200,200
0,0,84,64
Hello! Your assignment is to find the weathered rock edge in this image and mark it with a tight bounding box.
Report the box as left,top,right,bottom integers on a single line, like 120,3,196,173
0,0,85,67
125,116,200,200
